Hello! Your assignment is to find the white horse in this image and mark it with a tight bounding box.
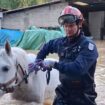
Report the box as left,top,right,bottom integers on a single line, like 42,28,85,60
0,42,60,105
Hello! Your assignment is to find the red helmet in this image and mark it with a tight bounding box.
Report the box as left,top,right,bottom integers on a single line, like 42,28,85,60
58,6,84,25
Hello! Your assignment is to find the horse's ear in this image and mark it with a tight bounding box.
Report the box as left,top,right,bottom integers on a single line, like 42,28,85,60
5,41,11,56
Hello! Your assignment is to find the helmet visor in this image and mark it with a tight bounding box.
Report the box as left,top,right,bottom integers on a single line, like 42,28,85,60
58,14,77,25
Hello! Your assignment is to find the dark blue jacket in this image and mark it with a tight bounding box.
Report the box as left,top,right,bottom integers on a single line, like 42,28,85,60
36,31,98,92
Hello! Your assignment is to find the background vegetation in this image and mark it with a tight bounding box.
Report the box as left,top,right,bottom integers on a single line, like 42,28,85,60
0,0,53,10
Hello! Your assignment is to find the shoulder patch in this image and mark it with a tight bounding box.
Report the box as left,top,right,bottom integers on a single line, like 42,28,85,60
88,43,94,50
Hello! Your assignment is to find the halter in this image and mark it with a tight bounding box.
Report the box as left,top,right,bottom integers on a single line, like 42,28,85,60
0,73,17,93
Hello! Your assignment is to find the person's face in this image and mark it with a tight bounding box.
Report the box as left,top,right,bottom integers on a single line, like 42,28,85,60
63,22,78,38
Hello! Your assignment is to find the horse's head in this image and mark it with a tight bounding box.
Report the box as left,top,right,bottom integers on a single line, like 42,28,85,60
0,41,28,95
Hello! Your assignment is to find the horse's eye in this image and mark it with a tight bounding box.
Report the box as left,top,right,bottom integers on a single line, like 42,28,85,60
2,66,9,72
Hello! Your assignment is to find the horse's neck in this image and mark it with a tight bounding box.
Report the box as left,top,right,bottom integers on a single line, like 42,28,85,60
12,68,58,103
12,48,28,72
12,60,47,103
10,48,29,87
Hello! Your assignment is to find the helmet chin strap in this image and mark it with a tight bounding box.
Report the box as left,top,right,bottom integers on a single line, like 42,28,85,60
68,25,80,40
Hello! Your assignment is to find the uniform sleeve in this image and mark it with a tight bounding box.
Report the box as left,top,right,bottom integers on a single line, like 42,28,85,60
36,39,59,60
54,41,98,76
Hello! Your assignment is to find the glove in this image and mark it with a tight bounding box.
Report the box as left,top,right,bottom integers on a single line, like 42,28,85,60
43,60,55,69
28,59,42,73
28,59,55,72
34,59,55,71
37,60,55,71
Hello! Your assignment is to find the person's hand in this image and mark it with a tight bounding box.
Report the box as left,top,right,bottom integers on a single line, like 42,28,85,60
35,59,55,71
43,60,55,69
28,62,35,73
38,60,55,71
28,59,43,74
28,59,56,73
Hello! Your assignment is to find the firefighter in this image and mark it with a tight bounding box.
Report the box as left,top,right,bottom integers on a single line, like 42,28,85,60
29,6,98,105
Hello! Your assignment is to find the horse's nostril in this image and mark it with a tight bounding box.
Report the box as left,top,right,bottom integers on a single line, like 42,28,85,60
2,66,9,72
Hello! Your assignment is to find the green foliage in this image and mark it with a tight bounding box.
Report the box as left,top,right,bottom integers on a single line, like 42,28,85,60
9,0,20,9
0,0,52,10
0,0,20,9
37,0,46,4
19,0,37,7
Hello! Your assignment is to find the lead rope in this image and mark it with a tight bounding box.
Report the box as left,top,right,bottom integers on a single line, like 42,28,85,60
46,68,52,85
28,60,52,85
16,62,41,86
